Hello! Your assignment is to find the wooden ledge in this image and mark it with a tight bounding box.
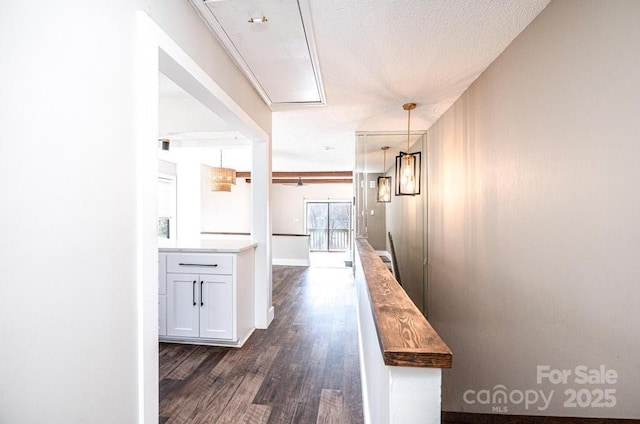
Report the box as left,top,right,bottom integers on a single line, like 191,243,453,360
355,238,452,368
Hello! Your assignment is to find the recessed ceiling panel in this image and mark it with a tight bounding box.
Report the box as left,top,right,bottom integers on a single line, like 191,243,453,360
191,0,325,107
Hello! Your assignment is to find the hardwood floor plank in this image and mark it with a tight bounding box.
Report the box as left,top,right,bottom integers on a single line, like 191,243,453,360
290,309,331,423
165,345,211,380
316,389,344,424
241,404,272,424
159,265,364,424
159,343,195,380
215,345,280,424
262,363,305,424
160,348,238,419
188,374,245,424
342,353,364,424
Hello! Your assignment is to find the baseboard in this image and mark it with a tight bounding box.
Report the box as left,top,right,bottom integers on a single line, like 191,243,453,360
272,258,310,266
267,306,275,326
159,336,244,348
442,412,639,424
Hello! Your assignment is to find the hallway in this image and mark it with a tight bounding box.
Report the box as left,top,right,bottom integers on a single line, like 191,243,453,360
159,265,364,423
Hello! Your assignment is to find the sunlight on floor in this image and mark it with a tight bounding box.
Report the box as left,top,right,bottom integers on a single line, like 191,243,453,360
309,251,351,268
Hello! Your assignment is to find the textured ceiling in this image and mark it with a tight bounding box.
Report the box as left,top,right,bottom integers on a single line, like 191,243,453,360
162,0,550,172
272,0,550,172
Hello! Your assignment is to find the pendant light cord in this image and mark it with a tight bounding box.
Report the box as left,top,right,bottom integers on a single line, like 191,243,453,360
407,106,411,152
402,103,416,153
381,146,390,173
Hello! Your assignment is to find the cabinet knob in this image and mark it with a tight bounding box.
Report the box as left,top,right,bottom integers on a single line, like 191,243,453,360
200,281,204,307
192,281,196,306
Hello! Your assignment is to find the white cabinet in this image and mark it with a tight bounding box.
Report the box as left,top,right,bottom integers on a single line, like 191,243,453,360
166,273,233,339
199,275,233,339
167,273,201,338
159,248,255,347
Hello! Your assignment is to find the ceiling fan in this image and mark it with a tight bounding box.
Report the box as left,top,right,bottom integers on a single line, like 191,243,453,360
283,177,304,187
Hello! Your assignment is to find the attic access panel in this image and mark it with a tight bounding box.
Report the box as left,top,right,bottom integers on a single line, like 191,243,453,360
192,0,325,107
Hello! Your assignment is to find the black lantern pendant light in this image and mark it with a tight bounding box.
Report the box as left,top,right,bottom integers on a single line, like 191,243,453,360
395,103,421,196
377,146,391,203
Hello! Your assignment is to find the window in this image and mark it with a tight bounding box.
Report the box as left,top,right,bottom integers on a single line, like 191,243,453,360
306,201,352,251
158,174,177,239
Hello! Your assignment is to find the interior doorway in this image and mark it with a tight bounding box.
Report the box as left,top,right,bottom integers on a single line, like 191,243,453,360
136,13,272,422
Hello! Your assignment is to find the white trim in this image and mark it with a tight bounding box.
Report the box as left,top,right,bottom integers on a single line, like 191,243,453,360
135,14,160,423
190,0,326,108
267,306,275,325
159,327,255,348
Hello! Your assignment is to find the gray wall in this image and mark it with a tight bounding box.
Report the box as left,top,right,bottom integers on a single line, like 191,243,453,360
427,0,640,418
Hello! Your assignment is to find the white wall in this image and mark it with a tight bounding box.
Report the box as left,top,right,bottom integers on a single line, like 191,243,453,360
272,235,311,266
176,159,202,241
158,159,177,176
0,2,271,423
428,0,640,418
0,3,139,422
201,167,252,233
271,183,353,234
199,180,353,235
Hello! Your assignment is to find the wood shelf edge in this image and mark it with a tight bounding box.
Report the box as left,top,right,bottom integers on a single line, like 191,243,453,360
355,237,452,369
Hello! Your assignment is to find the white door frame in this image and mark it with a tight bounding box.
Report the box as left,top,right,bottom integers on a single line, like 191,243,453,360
135,12,272,423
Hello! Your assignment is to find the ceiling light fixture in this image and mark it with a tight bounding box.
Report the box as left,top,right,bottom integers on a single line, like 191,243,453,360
377,146,391,203
209,150,236,192
248,16,268,23
395,103,421,196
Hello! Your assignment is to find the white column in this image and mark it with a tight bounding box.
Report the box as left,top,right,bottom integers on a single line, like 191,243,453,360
252,139,274,328
135,13,160,424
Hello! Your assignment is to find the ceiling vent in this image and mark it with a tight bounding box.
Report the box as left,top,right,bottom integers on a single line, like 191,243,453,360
190,0,326,108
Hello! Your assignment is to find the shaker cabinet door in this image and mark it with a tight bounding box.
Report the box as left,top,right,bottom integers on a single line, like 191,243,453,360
167,273,199,338
200,275,234,340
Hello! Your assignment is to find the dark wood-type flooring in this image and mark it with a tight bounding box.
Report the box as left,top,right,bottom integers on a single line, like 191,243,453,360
159,265,364,424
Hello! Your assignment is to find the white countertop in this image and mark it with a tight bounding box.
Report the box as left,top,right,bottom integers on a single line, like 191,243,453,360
158,239,258,253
